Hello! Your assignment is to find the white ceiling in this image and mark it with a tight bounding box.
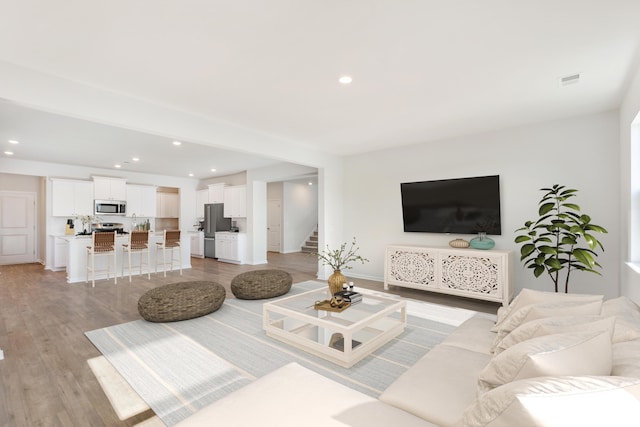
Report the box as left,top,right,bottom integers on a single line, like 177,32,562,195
1,1,639,178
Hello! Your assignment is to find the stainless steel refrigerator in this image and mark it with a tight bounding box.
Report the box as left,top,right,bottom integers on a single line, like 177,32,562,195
204,203,231,258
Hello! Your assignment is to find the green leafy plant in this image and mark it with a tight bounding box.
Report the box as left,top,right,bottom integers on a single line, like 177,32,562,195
514,185,607,293
314,237,369,271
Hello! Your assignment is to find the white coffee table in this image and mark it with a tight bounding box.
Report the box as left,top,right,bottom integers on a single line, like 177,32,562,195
263,287,407,367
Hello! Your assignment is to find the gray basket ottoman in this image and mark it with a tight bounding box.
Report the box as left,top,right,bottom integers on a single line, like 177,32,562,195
138,281,226,322
231,269,293,300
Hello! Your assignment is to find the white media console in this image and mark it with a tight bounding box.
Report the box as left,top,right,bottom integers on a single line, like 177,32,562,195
384,245,514,306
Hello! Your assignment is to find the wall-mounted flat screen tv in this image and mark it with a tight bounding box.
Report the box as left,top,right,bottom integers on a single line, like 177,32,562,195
400,175,502,235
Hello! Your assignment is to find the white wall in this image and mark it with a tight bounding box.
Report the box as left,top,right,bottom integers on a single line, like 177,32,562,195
620,61,640,303
342,111,621,299
283,179,318,253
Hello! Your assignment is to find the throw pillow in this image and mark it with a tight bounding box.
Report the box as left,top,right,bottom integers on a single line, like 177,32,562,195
462,376,640,427
612,339,640,378
601,296,640,343
494,316,614,354
492,288,604,332
478,329,613,394
490,300,604,351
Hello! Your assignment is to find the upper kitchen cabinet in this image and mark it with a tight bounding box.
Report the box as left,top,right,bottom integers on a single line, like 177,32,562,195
208,183,226,204
126,184,157,218
156,192,179,218
196,189,208,218
51,178,93,217
223,185,246,218
196,184,226,218
93,176,127,200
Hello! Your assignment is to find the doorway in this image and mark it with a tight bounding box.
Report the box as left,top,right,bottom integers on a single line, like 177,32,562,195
0,191,36,265
267,199,282,252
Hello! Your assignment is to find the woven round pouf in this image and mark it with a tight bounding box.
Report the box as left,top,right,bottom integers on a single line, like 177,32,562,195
138,281,226,322
231,269,293,300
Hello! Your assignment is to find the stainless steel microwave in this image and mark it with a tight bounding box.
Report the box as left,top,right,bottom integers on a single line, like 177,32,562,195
94,200,126,216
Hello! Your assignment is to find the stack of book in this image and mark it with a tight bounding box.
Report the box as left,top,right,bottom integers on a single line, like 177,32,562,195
334,289,362,305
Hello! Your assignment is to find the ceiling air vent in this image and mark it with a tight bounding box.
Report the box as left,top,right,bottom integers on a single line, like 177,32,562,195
560,73,581,86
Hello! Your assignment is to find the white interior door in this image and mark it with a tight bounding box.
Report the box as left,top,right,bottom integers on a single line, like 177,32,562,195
267,199,282,252
0,191,36,265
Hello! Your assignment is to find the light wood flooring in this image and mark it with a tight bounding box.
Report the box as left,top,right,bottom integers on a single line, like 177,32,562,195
0,252,499,427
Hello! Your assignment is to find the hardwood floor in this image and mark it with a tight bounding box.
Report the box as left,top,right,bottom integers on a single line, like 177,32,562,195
0,253,499,427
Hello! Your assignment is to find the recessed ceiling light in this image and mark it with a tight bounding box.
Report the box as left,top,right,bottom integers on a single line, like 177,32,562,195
173,141,182,146
210,168,217,172
188,173,194,177
4,151,14,155
8,140,19,144
132,157,140,162
308,182,313,186
339,76,353,85
114,164,121,168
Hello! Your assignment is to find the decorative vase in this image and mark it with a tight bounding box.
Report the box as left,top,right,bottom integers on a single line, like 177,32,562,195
327,270,347,296
469,232,495,250
449,238,470,248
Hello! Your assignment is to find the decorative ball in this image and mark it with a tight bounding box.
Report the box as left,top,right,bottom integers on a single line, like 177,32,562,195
449,238,470,248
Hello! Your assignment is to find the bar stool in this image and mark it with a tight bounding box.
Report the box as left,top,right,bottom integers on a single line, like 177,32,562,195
155,230,182,277
86,231,117,287
121,230,150,282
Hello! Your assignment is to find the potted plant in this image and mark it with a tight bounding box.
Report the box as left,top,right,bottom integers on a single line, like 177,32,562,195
514,184,607,293
315,237,369,295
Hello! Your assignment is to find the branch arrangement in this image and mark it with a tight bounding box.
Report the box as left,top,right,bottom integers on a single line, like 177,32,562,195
315,237,369,271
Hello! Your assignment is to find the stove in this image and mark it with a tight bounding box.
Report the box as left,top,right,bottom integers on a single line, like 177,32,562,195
92,223,129,234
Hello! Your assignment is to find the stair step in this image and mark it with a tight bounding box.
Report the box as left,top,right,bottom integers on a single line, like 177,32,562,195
301,246,316,253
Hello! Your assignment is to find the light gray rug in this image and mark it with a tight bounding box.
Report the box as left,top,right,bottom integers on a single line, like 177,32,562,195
85,281,476,426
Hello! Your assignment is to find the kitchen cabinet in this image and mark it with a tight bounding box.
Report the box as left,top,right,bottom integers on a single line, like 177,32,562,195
51,236,69,270
214,232,245,264
51,179,94,217
156,192,179,218
384,245,513,305
190,231,204,258
126,184,157,218
208,183,226,204
196,189,208,218
223,185,246,218
196,184,226,218
93,177,127,200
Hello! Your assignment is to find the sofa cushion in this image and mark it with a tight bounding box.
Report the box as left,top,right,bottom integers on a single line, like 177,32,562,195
492,289,604,332
460,376,640,427
613,339,640,378
490,300,603,350
380,344,491,427
173,363,437,427
478,329,614,393
602,296,640,342
441,315,497,354
494,316,615,354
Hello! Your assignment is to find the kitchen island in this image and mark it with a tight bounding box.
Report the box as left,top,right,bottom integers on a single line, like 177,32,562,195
56,232,191,283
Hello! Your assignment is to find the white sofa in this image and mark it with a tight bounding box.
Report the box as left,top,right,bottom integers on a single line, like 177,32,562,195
176,290,640,427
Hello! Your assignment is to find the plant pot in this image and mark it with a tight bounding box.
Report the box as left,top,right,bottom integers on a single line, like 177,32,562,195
327,270,347,296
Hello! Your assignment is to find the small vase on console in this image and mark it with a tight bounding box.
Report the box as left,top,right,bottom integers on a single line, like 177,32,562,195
469,232,495,250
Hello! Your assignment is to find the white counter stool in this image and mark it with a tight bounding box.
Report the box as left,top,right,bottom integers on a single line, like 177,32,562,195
155,230,182,277
121,230,150,282
86,231,117,287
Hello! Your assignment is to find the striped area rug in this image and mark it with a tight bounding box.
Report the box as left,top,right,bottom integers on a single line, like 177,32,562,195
85,281,478,426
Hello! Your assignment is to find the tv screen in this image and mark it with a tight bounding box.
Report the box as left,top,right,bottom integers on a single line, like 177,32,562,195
400,175,502,235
